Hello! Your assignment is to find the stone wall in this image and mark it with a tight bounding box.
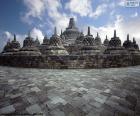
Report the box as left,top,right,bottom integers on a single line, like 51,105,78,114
0,54,140,69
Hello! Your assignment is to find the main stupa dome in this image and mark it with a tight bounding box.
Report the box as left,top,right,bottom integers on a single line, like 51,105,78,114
61,18,80,45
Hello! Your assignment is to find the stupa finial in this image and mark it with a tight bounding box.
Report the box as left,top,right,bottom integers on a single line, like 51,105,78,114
14,34,16,41
54,27,57,35
127,34,129,41
114,30,116,37
88,26,90,35
97,32,99,37
106,35,107,39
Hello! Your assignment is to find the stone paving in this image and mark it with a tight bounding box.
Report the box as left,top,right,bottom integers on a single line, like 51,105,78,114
0,66,140,116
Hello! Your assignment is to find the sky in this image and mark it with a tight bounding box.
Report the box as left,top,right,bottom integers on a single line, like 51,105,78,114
0,0,140,51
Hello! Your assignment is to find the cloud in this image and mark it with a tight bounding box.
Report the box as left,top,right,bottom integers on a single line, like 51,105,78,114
45,0,71,34
0,31,26,52
22,0,72,34
30,27,44,43
20,0,140,46
65,0,108,19
65,0,92,17
22,0,46,24
89,4,107,18
0,32,13,51
82,15,140,46
118,0,126,7
131,12,138,18
0,28,44,52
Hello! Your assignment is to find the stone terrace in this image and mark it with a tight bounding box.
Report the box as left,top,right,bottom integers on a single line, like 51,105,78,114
0,66,140,116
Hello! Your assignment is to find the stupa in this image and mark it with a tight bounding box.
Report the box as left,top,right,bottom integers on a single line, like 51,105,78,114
103,35,109,46
95,32,102,46
80,27,101,55
104,30,128,55
18,32,41,56
61,18,80,45
2,34,20,54
45,27,69,55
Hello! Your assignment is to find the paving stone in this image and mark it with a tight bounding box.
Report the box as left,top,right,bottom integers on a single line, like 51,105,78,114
26,104,42,114
125,94,137,107
0,105,15,114
90,100,102,108
104,89,111,93
0,66,140,115
30,87,41,92
82,104,93,113
94,96,106,104
10,93,22,99
50,96,67,105
100,109,114,116
50,109,65,116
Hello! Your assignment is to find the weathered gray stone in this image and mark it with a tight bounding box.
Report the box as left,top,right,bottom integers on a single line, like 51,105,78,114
0,105,15,114
26,104,42,114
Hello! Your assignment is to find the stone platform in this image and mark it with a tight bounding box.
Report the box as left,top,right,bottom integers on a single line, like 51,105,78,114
0,66,140,116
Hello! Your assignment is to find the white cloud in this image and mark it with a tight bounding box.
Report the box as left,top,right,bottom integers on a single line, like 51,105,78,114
65,0,108,19
22,0,72,34
3,31,13,39
118,0,126,7
83,15,140,46
30,27,44,43
65,0,92,17
89,4,107,18
0,31,26,52
0,32,13,51
20,0,140,46
131,12,138,18
44,0,74,34
22,0,46,24
0,28,44,52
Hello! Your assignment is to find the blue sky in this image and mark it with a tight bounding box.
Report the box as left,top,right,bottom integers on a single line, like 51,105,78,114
0,0,140,51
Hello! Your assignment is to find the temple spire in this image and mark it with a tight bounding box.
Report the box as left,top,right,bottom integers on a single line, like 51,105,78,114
68,18,76,28
127,34,129,41
114,30,116,37
87,26,90,35
44,34,48,38
7,39,10,43
61,29,63,35
133,37,136,43
28,31,31,37
106,35,107,39
36,36,38,40
54,27,57,35
14,34,16,41
97,32,99,37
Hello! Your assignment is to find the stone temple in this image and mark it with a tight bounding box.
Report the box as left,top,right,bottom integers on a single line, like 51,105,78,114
61,18,80,45
0,18,140,68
